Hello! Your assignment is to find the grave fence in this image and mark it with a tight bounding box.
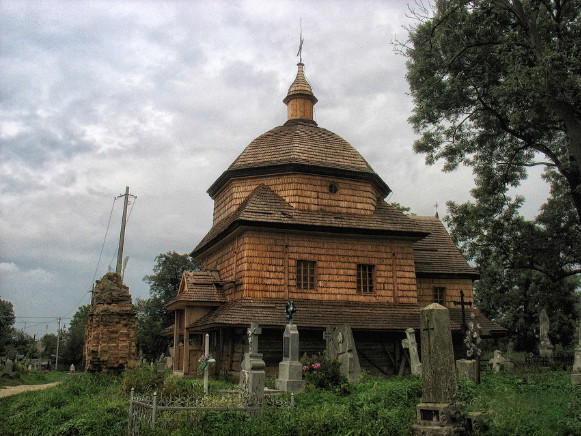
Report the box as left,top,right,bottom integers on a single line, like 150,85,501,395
524,355,573,370
128,388,293,435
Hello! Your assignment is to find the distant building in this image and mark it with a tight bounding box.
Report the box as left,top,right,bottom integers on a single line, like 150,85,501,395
167,63,505,377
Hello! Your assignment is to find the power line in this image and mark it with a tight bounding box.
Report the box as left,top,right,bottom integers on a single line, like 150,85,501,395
92,196,117,286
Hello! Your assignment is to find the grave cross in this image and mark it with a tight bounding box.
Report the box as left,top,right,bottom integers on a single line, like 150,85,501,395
247,322,262,354
453,290,472,332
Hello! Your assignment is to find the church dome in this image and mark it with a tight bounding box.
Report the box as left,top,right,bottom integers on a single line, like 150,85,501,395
207,64,390,198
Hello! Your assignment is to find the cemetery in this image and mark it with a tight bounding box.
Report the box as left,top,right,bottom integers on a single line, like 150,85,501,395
1,2,580,435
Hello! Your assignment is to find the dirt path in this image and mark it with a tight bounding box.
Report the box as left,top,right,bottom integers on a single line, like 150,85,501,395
0,382,61,399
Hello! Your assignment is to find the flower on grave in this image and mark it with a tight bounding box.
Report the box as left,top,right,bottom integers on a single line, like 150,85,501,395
197,354,215,374
303,366,308,371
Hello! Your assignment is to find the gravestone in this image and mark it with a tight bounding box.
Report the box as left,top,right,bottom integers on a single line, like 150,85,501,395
325,325,361,382
240,322,265,403
5,358,14,375
456,312,481,382
412,303,458,436
538,309,554,358
275,323,305,392
504,341,515,371
489,350,505,372
402,328,422,377
156,353,166,377
69,364,76,374
572,322,581,385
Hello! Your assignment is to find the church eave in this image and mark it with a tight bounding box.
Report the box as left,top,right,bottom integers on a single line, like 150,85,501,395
191,219,428,259
207,163,391,199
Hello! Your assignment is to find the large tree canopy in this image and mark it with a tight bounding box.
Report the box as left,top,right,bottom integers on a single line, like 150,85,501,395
405,0,581,221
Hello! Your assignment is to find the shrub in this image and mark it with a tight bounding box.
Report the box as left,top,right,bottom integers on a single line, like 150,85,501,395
300,352,349,393
121,363,159,393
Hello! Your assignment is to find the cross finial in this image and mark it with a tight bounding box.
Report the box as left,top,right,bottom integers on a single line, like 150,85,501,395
297,19,304,63
434,202,439,218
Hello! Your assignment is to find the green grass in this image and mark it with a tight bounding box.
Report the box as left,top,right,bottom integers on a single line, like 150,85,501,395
0,369,579,435
0,370,69,387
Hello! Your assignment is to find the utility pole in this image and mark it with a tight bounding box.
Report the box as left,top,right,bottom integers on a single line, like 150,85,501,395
115,186,136,277
55,317,61,371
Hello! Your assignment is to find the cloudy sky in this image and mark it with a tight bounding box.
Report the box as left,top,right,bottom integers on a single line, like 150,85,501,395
0,0,549,338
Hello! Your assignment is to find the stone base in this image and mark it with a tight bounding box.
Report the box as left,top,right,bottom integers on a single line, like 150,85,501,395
411,424,455,436
412,403,461,436
572,373,581,385
276,378,305,392
276,360,305,392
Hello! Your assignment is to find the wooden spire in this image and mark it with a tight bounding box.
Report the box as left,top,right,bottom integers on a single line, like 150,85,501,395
283,63,318,122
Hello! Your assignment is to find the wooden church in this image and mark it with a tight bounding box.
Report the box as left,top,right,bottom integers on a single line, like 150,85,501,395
166,62,505,377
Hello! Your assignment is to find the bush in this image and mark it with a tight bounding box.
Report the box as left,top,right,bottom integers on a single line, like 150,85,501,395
300,352,349,393
121,363,160,393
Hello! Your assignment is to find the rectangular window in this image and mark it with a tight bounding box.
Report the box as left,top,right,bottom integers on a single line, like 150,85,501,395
296,260,316,290
357,264,374,293
434,287,446,305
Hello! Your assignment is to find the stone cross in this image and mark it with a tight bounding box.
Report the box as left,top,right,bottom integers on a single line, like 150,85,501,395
419,303,457,404
489,350,505,372
412,303,458,434
402,328,422,377
240,323,265,404
276,322,305,392
247,323,262,355
539,309,554,358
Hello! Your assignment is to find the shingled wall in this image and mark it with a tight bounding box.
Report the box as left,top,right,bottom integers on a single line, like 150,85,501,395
84,272,137,372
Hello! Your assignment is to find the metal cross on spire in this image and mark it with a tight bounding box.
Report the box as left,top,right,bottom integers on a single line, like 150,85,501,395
297,19,304,63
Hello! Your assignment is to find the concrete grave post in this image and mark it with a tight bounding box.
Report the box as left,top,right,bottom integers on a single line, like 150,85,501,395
412,303,459,436
276,323,305,392
156,353,166,378
538,309,554,359
571,322,581,385
325,325,361,382
5,358,14,375
489,350,505,372
402,328,422,377
456,312,481,382
240,322,265,403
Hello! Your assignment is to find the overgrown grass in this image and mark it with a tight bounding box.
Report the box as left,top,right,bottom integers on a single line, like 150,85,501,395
0,373,126,436
1,368,579,435
0,370,69,387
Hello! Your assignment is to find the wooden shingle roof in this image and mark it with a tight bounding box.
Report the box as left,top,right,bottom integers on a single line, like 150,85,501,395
186,298,505,337
412,216,478,278
166,271,226,309
207,120,390,198
193,184,428,257
283,62,318,105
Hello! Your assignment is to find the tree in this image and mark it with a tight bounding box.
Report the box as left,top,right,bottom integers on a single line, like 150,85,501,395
404,0,581,222
446,171,580,349
0,298,15,355
41,333,58,360
137,252,200,360
59,305,89,367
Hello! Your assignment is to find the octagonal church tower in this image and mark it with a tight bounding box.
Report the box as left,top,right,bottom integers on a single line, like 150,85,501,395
166,63,504,377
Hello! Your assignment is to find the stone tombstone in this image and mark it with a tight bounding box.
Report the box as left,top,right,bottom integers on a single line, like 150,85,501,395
275,323,305,392
69,364,76,374
5,358,14,375
239,322,265,403
325,325,361,382
538,309,554,358
456,359,478,382
572,322,581,385
489,350,505,372
504,341,515,371
156,353,166,377
412,303,458,436
402,328,422,377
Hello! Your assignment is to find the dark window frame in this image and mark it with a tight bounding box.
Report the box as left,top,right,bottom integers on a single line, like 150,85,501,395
357,264,374,293
433,287,446,305
296,260,316,290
